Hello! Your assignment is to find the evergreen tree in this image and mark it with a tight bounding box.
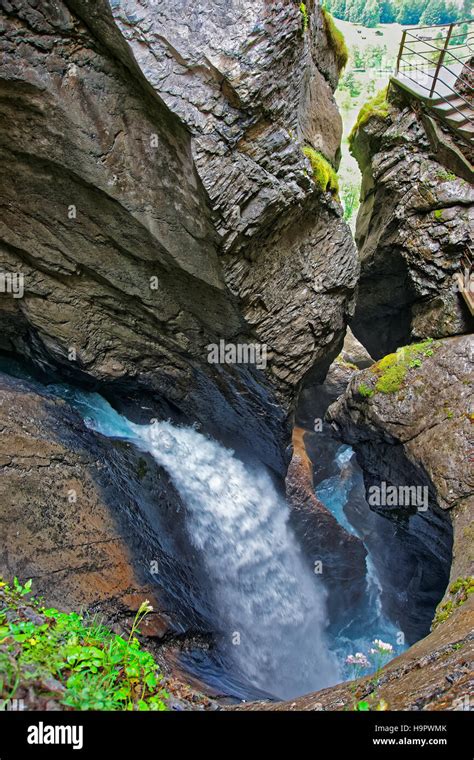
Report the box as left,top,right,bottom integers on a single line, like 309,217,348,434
346,0,365,23
396,0,429,25
420,0,461,25
461,0,473,20
330,0,347,20
361,0,381,27
420,0,449,25
380,0,396,23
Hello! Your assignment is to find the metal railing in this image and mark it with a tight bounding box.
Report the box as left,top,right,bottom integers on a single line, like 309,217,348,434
456,245,474,313
394,20,473,138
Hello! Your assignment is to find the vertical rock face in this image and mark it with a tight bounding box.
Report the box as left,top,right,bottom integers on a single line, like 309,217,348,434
350,90,473,360
108,0,358,396
0,0,357,468
286,426,367,622
327,335,473,629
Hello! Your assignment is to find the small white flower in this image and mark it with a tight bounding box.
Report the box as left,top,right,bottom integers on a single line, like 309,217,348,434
373,638,393,653
346,652,370,668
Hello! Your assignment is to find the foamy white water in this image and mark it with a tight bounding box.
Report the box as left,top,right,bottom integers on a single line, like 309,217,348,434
130,420,340,698
59,387,340,698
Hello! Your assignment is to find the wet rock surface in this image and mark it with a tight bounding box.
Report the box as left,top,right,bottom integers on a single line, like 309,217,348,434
286,426,367,622
0,371,212,640
327,335,472,620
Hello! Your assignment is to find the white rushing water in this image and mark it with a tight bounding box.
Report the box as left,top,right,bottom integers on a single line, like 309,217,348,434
55,388,340,698
131,420,340,699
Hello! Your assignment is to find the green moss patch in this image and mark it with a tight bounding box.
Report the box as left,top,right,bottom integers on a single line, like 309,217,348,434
437,170,457,182
302,147,339,195
321,8,348,74
370,339,435,394
349,87,389,149
433,577,474,628
358,383,374,398
336,355,359,371
356,339,436,398
299,2,309,32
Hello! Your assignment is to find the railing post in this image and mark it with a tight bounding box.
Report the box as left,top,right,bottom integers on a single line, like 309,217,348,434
396,29,407,75
429,23,455,98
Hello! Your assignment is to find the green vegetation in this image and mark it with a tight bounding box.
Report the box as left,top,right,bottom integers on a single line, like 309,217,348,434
369,338,435,394
336,355,359,371
339,70,362,98
0,577,169,711
302,146,340,195
433,576,474,628
373,357,406,393
300,2,309,31
349,87,389,147
437,170,457,182
346,640,393,711
433,209,443,220
350,43,389,72
341,181,360,221
322,8,349,73
323,0,470,28
358,382,375,398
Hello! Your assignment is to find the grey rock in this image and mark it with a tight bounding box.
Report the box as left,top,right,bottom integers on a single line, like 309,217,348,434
350,93,473,359
327,334,473,611
0,0,357,469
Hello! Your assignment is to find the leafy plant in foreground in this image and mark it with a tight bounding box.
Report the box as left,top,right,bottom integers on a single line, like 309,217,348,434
0,577,169,711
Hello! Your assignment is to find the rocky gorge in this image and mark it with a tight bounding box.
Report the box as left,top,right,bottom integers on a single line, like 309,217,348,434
0,0,472,714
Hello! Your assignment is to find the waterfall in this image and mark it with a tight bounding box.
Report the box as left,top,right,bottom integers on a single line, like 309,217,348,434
316,443,404,676
130,421,340,699
57,387,340,699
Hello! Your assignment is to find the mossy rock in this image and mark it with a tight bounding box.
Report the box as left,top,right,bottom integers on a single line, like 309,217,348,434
299,2,309,32
349,88,389,149
432,576,474,628
369,339,435,395
321,8,348,74
302,147,339,195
